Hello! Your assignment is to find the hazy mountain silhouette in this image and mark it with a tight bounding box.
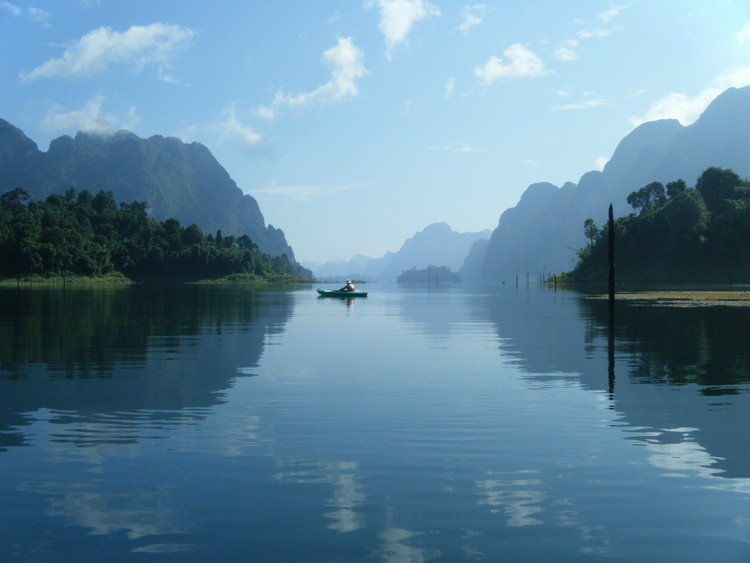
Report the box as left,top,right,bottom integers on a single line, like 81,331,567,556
478,86,750,281
307,222,490,282
0,120,295,260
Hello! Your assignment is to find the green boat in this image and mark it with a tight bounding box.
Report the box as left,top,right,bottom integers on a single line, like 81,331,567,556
317,289,368,297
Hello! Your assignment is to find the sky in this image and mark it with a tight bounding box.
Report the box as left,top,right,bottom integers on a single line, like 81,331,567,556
3,1,750,264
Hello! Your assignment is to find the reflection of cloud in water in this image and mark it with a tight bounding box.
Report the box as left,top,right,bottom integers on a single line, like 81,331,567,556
19,481,191,544
641,427,750,493
273,459,365,533
476,471,544,527
376,527,442,563
476,471,616,557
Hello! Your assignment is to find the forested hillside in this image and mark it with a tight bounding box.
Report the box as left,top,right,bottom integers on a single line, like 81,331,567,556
568,167,750,283
0,119,295,261
0,188,311,282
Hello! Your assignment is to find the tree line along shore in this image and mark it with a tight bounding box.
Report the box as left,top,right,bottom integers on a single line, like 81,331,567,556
0,188,310,284
567,167,750,284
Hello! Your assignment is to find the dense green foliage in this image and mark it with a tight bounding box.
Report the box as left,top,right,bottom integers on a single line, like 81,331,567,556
569,167,750,283
397,265,460,284
0,188,309,282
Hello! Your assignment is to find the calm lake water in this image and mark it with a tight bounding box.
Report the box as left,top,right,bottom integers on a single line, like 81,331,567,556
2,283,750,561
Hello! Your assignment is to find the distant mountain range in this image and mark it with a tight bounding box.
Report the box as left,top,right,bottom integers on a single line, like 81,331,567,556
0,120,295,261
306,222,490,282
473,86,750,282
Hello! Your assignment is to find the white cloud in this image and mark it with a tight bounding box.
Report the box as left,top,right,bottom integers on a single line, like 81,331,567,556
1,2,21,16
269,37,366,113
217,103,266,156
594,156,609,171
597,5,627,23
737,20,750,44
253,104,276,121
19,23,195,83
554,39,579,62
458,4,488,34
578,27,613,39
629,68,750,128
41,94,140,136
28,6,51,25
552,97,604,111
475,44,547,85
366,0,440,56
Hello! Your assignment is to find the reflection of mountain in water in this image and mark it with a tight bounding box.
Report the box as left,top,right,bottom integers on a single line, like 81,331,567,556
477,286,750,479
0,286,293,448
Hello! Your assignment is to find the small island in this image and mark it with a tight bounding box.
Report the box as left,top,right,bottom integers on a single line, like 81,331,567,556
397,265,460,284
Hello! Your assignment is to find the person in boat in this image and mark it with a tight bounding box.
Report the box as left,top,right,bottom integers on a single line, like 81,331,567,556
339,279,356,292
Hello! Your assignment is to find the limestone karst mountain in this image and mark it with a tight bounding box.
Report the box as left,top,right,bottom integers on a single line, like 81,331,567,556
477,86,750,281
0,120,295,261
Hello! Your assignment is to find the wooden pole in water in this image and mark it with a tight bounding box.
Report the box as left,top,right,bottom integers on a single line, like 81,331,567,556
608,204,615,309
608,203,615,395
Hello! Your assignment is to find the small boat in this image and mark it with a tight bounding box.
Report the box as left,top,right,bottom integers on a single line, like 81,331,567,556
317,289,368,297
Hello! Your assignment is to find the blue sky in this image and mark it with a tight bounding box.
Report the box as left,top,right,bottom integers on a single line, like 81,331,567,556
3,1,750,263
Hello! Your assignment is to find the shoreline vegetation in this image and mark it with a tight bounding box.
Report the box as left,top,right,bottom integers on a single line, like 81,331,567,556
561,167,750,287
0,271,313,287
0,188,312,285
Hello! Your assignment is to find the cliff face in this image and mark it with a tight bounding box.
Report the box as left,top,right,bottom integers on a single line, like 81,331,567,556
0,121,295,259
480,86,750,281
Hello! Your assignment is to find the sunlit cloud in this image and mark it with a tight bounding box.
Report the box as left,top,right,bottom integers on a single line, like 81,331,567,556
255,181,352,202
366,0,440,57
475,44,547,84
41,94,140,136
19,23,195,83
629,68,750,128
594,156,609,171
458,4,489,34
269,37,366,113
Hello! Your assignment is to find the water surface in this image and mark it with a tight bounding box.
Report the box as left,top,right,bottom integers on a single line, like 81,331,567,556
2,284,750,561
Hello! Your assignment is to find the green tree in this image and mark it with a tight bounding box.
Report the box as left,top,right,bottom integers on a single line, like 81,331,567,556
583,218,599,246
627,182,666,215
696,167,745,213
666,179,687,198
182,223,204,247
